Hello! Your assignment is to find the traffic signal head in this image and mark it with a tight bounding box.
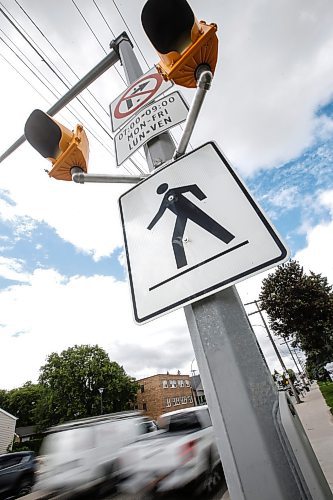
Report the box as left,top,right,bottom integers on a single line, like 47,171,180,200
141,0,218,88
24,110,89,181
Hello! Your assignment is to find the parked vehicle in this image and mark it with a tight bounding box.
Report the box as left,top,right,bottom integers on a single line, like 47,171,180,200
117,405,223,496
0,451,36,499
35,411,152,495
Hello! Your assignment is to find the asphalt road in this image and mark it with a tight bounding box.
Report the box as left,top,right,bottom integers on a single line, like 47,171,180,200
101,464,227,500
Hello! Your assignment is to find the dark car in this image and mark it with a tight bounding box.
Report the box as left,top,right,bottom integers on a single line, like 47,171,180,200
0,451,36,499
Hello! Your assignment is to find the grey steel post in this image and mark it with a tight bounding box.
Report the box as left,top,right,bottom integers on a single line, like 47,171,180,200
116,35,175,172
173,68,212,159
117,36,330,500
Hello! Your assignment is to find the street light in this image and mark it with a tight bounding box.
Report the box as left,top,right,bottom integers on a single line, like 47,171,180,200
98,387,104,415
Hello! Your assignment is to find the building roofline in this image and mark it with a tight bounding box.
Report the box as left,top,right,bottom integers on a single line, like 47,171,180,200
0,408,17,420
137,373,190,382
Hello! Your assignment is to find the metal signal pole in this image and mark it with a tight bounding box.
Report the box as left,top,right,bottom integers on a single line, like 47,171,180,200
115,33,331,500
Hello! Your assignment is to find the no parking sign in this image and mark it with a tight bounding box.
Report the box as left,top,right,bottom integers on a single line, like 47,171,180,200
109,68,173,132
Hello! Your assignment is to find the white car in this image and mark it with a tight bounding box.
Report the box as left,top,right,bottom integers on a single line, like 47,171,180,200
118,405,223,495
35,411,150,495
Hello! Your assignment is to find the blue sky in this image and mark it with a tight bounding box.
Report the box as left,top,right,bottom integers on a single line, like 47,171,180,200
0,0,332,389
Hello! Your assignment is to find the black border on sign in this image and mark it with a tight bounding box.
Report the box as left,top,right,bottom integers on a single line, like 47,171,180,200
118,141,288,324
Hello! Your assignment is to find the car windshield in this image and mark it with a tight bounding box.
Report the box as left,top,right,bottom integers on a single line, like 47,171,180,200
158,411,202,432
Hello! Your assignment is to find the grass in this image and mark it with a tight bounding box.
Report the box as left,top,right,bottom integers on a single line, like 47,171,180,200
318,381,333,414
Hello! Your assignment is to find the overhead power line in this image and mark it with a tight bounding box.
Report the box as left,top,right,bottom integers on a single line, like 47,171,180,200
13,0,109,121
112,0,149,69
0,1,146,174
1,1,111,132
0,35,117,159
0,51,51,107
71,0,126,85
92,0,116,37
0,6,114,145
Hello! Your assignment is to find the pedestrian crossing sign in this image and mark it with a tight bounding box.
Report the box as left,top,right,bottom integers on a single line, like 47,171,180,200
119,142,289,324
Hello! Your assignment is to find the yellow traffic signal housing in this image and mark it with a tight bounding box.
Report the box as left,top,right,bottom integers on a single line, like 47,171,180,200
141,0,218,88
24,110,89,181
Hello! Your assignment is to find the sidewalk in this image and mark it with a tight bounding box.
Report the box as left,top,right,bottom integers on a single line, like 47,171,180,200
221,383,333,499
295,382,333,492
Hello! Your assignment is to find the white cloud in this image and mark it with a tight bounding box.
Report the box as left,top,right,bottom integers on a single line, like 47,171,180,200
1,181,332,389
295,190,333,283
0,0,332,260
0,268,191,389
0,256,30,282
1,0,333,390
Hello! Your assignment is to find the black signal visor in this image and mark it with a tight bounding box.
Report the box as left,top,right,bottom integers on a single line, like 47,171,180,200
24,110,61,159
141,0,194,54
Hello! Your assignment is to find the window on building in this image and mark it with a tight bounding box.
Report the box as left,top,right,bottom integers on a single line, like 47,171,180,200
181,396,187,404
185,380,190,387
169,380,177,388
166,398,171,407
175,397,181,405
198,395,207,405
178,379,184,387
143,403,147,411
188,395,193,403
140,385,145,393
162,380,168,388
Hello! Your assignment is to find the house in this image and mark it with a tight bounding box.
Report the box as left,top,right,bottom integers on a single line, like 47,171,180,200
136,373,195,420
0,408,17,453
190,374,206,406
15,426,37,444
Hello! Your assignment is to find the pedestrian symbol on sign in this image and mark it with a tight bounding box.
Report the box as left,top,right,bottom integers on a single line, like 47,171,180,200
147,183,235,269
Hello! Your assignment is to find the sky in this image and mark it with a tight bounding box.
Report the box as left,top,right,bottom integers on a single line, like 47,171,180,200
0,0,332,390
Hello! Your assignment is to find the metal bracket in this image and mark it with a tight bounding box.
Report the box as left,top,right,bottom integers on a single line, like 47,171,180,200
173,69,213,160
110,32,133,59
70,167,148,184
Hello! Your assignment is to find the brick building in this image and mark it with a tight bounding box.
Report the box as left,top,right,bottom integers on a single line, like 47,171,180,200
136,373,195,420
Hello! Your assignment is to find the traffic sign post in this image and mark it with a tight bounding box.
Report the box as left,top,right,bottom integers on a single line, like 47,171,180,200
116,26,332,500
119,142,288,323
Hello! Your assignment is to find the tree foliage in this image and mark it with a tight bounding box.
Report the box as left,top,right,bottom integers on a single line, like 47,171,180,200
37,345,138,427
0,383,43,426
259,260,333,369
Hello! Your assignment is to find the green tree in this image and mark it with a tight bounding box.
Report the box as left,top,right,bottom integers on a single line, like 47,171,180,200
37,345,138,427
5,382,44,426
259,260,333,370
0,389,9,410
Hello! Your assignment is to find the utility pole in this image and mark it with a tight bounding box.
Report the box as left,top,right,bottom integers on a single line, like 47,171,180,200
280,339,303,375
247,300,301,404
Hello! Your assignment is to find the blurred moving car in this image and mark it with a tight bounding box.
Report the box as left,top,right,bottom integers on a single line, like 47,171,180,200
0,451,36,499
35,411,152,495
118,405,223,496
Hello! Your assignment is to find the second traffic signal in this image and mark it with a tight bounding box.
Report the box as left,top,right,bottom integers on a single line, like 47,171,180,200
141,0,218,88
24,110,89,181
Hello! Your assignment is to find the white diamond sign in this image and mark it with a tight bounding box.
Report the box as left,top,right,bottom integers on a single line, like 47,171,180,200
119,142,289,324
